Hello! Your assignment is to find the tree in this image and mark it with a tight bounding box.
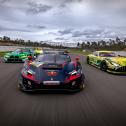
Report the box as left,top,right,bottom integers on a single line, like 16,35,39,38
77,42,80,48
3,36,10,41
116,37,120,43
81,42,86,48
124,38,126,45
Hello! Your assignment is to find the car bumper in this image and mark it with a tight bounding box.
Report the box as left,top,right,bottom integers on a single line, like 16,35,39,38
18,84,83,92
4,57,25,63
107,69,126,75
18,75,85,92
89,63,126,75
107,70,126,75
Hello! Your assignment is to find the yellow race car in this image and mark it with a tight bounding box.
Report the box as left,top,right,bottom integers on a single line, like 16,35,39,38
87,51,126,74
34,48,43,56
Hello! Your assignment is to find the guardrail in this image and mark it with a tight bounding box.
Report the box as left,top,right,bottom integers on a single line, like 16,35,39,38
117,51,126,57
0,46,28,52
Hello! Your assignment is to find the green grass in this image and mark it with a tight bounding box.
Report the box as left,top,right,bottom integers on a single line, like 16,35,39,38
68,49,91,55
0,51,10,57
68,48,126,55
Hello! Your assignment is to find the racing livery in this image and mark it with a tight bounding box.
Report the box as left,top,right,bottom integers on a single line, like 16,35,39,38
87,51,126,74
4,48,35,62
34,48,43,56
18,54,85,92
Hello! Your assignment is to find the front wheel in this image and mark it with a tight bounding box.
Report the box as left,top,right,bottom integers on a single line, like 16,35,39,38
79,83,85,90
79,75,85,90
100,61,108,71
87,57,90,64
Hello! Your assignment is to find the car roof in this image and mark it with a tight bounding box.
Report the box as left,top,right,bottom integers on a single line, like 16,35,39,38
43,50,68,55
95,51,114,53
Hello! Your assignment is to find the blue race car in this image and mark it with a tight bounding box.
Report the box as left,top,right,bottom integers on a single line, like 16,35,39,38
18,54,85,92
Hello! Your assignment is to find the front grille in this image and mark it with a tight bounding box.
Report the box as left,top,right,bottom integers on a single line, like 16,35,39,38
15,56,19,58
10,56,14,58
22,77,82,90
116,66,126,72
8,59,14,62
7,57,22,62
15,58,19,61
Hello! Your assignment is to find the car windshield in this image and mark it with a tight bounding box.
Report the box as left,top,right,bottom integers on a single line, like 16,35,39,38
23,48,30,52
36,54,54,63
56,55,71,62
43,51,66,55
99,52,116,57
63,63,75,72
14,49,21,53
36,54,71,63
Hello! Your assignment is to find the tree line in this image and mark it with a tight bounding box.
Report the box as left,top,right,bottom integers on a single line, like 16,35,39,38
77,37,126,50
0,36,126,50
0,36,65,49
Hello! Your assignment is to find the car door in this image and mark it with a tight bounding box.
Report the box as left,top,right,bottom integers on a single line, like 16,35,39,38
93,52,102,66
90,52,99,65
20,49,28,58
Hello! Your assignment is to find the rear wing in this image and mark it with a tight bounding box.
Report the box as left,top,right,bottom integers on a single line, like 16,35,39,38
43,49,69,55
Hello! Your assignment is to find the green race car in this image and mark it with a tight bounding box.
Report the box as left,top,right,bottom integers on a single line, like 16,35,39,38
87,51,126,74
4,48,35,63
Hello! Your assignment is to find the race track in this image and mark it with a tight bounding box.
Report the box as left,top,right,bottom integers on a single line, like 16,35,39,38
0,54,126,126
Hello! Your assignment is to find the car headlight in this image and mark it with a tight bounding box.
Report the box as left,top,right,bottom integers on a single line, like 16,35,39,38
4,55,9,58
111,62,120,67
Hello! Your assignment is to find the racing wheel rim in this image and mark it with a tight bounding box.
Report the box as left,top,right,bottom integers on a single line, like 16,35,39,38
100,62,108,71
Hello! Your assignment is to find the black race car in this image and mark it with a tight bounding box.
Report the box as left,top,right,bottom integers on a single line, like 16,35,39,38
18,54,85,92
43,49,68,55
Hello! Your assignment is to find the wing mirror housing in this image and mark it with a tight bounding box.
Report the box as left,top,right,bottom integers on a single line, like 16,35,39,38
75,57,80,61
27,55,32,60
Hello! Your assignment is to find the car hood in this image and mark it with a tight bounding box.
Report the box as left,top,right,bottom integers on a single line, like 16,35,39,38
39,69,67,83
106,57,126,66
4,52,28,58
5,52,19,56
29,61,71,83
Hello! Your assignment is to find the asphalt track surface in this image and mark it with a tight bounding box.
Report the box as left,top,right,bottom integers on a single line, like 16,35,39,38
0,54,126,126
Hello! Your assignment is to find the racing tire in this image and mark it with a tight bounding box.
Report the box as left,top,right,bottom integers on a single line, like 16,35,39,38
79,83,85,90
87,57,90,64
100,61,108,72
79,75,85,90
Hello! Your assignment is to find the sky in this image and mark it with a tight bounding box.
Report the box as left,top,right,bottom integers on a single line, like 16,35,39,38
0,0,126,42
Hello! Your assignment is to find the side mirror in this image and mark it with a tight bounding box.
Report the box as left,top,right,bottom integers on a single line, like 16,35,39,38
28,55,32,60
75,57,79,61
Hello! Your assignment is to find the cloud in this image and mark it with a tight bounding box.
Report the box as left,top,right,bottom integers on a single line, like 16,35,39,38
0,0,126,41
60,0,83,8
0,25,31,32
58,29,73,35
0,0,10,4
27,24,46,29
55,37,66,40
27,1,53,14
72,29,104,37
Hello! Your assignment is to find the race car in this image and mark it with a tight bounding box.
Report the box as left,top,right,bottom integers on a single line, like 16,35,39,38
43,49,69,55
87,51,126,74
34,48,43,56
4,48,35,63
18,54,85,92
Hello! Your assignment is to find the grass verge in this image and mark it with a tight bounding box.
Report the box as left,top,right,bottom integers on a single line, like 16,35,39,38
68,49,91,55
0,51,10,57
